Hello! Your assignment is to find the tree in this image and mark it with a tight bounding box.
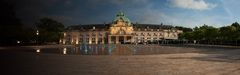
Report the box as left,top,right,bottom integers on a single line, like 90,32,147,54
0,0,24,45
231,22,240,40
179,32,193,40
231,22,240,28
36,17,64,44
191,25,218,40
219,26,236,40
175,26,193,32
175,26,193,40
192,26,204,40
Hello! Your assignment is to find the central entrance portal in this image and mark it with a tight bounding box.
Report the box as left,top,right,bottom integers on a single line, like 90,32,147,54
108,35,133,44
119,36,124,44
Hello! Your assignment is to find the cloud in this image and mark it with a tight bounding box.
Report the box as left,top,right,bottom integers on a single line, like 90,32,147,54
128,5,229,28
110,0,147,5
87,0,148,6
169,0,217,10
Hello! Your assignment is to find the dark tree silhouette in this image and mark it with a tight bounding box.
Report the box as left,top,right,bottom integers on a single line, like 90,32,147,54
36,17,64,44
0,0,24,45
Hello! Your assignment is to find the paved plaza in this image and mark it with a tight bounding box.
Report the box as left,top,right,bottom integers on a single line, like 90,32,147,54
1,45,240,75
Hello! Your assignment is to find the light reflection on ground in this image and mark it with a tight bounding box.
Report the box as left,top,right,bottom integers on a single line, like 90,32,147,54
1,44,240,75
21,44,240,55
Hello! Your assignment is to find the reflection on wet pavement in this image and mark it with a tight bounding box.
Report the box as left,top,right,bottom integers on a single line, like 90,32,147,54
36,49,40,53
1,45,240,75
32,44,118,55
18,44,236,55
2,44,240,55
32,44,138,55
63,48,67,54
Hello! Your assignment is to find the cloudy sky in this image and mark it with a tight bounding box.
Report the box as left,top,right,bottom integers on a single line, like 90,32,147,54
14,0,240,28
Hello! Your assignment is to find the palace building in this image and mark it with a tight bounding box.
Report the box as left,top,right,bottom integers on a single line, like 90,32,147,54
61,12,182,44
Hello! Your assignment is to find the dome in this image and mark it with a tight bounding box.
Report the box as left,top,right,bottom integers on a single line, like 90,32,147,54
113,11,131,25
116,12,124,16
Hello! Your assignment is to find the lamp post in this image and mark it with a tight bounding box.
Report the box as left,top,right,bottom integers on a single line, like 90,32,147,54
36,30,39,45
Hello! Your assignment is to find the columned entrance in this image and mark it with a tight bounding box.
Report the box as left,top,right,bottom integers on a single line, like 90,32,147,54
119,36,124,44
108,35,133,44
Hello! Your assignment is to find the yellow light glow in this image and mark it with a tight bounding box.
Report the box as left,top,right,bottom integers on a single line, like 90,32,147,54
63,48,67,54
76,39,79,44
63,40,66,44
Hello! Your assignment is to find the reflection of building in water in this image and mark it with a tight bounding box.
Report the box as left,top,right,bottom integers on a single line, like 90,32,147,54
61,11,182,44
63,48,67,54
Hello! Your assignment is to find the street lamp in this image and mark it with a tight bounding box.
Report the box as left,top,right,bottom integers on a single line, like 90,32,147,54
36,30,39,45
36,30,39,35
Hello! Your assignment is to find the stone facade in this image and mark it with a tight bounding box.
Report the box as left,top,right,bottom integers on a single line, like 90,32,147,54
61,12,182,45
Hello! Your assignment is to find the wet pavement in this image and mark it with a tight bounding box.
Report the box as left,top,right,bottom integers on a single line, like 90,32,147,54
1,44,240,75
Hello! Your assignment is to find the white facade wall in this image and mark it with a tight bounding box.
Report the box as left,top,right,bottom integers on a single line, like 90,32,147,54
63,29,181,44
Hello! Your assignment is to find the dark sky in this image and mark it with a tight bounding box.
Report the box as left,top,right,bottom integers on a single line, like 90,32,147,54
6,0,240,27
12,0,148,26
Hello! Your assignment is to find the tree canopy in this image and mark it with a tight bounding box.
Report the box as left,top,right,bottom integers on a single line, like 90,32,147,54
179,22,240,45
36,17,65,43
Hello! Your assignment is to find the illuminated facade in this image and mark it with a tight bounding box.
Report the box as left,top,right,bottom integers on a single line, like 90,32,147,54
61,12,182,44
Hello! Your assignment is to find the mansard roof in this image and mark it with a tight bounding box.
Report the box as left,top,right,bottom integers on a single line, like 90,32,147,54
66,24,110,31
65,12,176,31
66,23,174,31
133,24,173,29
